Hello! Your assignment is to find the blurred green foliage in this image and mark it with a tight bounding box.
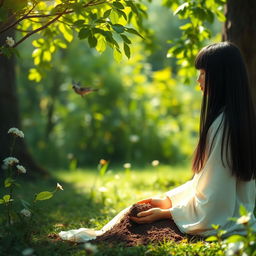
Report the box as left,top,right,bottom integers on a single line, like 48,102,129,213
15,2,221,169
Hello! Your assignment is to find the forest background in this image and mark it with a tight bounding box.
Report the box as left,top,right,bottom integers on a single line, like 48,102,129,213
3,1,222,171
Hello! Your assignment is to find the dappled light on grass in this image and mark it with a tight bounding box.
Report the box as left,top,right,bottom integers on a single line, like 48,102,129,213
51,164,192,208
2,164,255,255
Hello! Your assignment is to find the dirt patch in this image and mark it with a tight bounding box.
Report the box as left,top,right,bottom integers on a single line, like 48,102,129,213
93,203,202,247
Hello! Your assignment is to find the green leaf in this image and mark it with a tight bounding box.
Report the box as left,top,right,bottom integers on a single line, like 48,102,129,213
112,24,125,33
96,36,107,53
59,23,73,42
72,2,84,14
211,224,220,230
115,9,127,20
126,1,138,14
99,162,109,176
225,234,246,243
42,51,52,62
35,191,53,201
95,19,106,24
216,9,226,22
104,33,119,48
218,230,227,237
179,23,192,30
28,68,42,82
113,47,122,62
125,27,144,39
123,43,130,59
103,9,112,18
4,178,14,188
3,194,11,203
79,28,91,39
93,28,108,36
239,204,248,216
121,34,131,44
88,35,98,48
54,39,67,49
32,40,43,47
191,7,207,20
0,199,4,204
113,1,124,9
90,13,97,20
206,9,214,23
174,2,189,16
74,19,85,27
205,236,218,242
109,10,119,23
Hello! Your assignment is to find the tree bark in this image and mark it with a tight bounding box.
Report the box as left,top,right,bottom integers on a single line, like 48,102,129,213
0,28,48,178
223,0,256,108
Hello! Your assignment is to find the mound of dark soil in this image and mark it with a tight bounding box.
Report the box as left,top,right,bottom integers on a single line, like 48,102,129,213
93,203,201,247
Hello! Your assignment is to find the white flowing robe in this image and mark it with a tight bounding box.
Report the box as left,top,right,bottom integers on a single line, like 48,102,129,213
166,112,256,237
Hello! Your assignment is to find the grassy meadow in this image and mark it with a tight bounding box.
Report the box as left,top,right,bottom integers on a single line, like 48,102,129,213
1,163,255,256
0,163,223,255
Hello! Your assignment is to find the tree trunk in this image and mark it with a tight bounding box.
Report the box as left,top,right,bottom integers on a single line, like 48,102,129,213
0,28,48,178
223,0,256,109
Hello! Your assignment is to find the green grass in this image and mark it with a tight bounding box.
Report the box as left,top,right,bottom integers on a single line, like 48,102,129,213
0,164,223,256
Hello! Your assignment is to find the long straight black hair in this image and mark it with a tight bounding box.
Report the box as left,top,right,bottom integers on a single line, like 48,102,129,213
192,41,256,181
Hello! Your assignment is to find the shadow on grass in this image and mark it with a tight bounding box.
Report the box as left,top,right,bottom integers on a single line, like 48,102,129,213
0,174,107,256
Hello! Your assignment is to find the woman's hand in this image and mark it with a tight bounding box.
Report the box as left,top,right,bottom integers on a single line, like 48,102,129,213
130,208,172,224
136,196,172,209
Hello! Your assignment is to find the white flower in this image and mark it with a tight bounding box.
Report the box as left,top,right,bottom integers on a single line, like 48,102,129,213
98,186,107,192
123,163,131,169
56,182,64,190
8,127,24,138
20,208,31,218
84,243,98,254
17,165,26,174
3,157,19,167
225,242,244,256
236,213,251,225
129,134,139,143
22,248,34,256
6,36,15,47
151,160,159,167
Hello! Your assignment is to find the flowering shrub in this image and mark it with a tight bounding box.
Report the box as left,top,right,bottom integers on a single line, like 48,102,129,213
0,127,63,228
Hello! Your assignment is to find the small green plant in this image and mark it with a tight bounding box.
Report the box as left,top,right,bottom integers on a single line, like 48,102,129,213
0,127,63,232
205,204,256,256
89,159,109,202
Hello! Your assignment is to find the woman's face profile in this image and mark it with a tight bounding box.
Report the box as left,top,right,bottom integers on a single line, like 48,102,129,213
197,69,205,92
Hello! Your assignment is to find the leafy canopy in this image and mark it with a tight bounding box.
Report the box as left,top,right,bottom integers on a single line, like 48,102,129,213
0,0,226,82
0,0,149,74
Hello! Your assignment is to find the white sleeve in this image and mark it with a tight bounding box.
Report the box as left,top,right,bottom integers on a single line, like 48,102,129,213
165,180,194,207
170,115,237,235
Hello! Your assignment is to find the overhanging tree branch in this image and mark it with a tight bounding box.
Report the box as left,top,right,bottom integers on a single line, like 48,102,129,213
13,9,68,48
0,0,106,34
26,0,107,18
0,2,38,34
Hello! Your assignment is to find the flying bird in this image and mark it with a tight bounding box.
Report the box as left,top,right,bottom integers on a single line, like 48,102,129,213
72,81,98,97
